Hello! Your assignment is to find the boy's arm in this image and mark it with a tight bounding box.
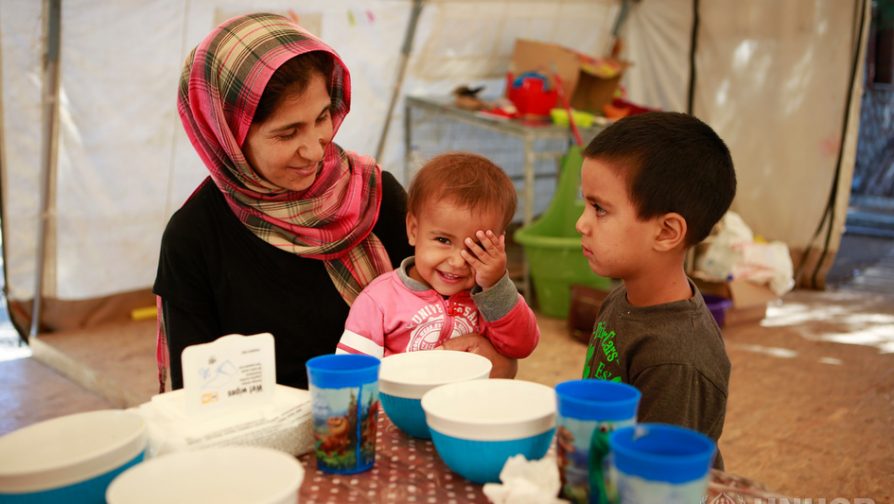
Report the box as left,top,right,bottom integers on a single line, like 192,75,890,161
630,364,728,443
336,292,386,358
632,364,727,469
471,273,540,359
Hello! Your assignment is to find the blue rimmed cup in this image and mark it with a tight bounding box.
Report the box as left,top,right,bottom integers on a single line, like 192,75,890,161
306,354,381,474
554,379,641,504
609,423,716,503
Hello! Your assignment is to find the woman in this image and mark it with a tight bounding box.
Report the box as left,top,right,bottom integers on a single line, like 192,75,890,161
155,13,514,390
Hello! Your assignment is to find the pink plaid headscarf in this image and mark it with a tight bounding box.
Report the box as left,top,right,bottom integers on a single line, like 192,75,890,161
177,12,392,304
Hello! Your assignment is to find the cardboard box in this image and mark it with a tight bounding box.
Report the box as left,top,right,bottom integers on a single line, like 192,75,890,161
694,278,778,327
509,39,629,114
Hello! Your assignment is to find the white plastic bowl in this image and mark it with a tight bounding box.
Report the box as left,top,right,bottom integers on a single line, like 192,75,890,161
0,409,147,503
421,379,556,483
106,446,304,504
379,350,492,399
379,350,492,438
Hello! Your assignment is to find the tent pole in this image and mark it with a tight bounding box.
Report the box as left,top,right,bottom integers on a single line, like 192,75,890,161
374,0,425,167
807,0,871,288
0,4,10,318
0,3,28,345
686,0,700,115
30,0,62,339
607,0,634,57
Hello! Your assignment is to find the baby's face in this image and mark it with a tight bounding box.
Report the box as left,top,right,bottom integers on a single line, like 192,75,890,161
407,199,504,297
575,157,656,280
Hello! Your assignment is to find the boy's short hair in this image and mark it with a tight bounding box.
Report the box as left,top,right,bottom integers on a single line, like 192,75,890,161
583,111,736,246
407,152,517,230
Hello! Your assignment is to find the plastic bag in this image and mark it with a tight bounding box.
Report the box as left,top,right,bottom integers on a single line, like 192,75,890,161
694,211,794,296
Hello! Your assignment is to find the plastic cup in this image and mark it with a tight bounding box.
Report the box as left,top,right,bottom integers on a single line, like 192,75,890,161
554,379,641,504
305,354,381,474
609,423,716,504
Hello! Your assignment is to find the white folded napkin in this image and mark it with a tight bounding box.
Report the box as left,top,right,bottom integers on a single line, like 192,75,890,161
132,384,313,458
483,454,569,504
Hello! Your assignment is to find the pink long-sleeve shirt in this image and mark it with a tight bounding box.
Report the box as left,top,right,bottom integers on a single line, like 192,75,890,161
336,257,539,359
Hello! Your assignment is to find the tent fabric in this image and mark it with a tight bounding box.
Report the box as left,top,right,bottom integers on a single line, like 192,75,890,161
622,0,691,112
697,1,861,255
1,0,410,303
1,0,45,302
0,0,870,330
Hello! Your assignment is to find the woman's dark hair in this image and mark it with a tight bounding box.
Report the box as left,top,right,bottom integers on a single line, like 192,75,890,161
583,111,736,246
252,51,334,125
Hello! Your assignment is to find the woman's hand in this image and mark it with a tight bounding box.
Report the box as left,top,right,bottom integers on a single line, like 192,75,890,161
438,333,518,379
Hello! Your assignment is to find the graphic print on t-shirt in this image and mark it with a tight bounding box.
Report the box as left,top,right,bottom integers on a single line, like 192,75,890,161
405,302,479,352
582,321,623,382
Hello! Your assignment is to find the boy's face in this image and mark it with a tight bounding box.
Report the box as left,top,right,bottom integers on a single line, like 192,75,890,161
575,157,657,280
407,198,504,297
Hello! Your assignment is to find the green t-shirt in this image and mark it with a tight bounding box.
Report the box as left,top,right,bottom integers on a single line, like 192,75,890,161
582,280,731,468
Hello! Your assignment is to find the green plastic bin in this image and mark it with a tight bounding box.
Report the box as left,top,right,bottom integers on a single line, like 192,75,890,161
514,146,611,318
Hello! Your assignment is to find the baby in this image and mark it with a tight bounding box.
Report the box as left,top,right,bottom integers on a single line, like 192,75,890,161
336,152,539,360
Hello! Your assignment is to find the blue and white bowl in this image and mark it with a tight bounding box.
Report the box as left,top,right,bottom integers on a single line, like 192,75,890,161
106,446,304,504
421,379,556,483
0,409,147,503
379,350,492,438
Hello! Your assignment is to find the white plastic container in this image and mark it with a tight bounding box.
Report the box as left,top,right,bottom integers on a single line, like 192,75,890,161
105,446,305,504
421,379,556,483
0,409,147,503
379,350,492,438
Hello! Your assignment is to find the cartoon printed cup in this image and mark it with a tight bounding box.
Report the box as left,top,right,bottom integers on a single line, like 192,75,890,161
554,379,641,504
306,354,381,474
608,423,716,504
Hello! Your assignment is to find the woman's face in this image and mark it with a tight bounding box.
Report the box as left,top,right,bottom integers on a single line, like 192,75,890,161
243,72,334,192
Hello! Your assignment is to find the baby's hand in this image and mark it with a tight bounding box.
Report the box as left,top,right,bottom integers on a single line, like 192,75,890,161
461,230,507,289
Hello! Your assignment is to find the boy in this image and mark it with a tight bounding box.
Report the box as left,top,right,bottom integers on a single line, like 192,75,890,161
336,152,539,362
577,112,736,468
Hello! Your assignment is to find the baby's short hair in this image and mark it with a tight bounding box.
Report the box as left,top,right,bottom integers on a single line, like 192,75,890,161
407,152,517,230
584,112,736,246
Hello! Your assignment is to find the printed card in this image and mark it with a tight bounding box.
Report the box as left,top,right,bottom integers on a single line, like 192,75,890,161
181,333,276,415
